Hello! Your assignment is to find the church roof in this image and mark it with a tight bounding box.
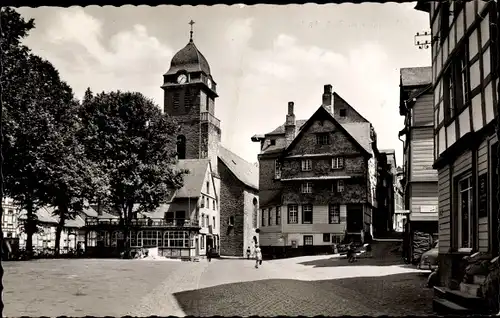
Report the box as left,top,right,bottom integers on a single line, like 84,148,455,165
218,146,259,191
165,40,211,76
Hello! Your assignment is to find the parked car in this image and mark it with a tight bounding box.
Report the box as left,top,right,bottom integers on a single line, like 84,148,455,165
417,240,439,271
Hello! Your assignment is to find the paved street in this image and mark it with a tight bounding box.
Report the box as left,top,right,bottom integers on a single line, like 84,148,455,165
4,245,433,316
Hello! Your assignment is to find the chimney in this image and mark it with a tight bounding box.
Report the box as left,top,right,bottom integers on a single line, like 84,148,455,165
322,84,333,113
285,101,296,146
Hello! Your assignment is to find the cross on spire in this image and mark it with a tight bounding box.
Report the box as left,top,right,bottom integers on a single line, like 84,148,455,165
189,20,195,42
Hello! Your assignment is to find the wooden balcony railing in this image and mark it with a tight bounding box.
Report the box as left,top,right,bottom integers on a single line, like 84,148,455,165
85,218,200,228
200,112,220,129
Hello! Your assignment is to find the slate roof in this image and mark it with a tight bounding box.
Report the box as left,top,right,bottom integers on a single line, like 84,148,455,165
264,118,373,155
267,119,308,135
165,40,211,76
175,159,211,198
400,67,432,87
18,206,89,228
218,145,259,190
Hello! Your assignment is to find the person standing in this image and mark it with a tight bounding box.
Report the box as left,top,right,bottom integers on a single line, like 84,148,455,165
207,246,212,262
254,245,262,268
246,246,251,259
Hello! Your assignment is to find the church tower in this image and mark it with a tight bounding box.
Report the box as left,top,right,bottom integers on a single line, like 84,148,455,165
161,21,221,176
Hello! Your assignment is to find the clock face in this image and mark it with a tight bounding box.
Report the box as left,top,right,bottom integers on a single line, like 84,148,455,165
177,74,187,84
207,78,212,89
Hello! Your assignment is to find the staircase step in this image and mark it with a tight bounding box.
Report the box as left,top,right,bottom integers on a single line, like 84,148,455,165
434,286,447,298
459,283,481,297
433,298,472,315
446,289,487,311
473,275,486,285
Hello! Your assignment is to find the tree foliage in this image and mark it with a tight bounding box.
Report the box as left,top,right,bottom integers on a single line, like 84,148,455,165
79,90,186,225
1,7,41,255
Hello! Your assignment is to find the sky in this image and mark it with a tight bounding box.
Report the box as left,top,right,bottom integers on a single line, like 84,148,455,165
17,4,431,166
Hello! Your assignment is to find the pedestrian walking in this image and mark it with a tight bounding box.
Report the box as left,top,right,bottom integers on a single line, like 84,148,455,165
254,245,262,268
246,246,251,259
207,247,212,262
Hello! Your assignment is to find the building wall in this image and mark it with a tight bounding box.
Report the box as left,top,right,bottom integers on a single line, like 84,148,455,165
438,165,452,254
410,128,438,182
411,93,434,127
2,198,20,239
218,159,245,256
477,138,489,252
243,189,259,256
409,182,439,221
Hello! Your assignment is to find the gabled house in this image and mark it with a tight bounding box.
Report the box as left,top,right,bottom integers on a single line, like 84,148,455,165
84,159,220,260
252,84,380,257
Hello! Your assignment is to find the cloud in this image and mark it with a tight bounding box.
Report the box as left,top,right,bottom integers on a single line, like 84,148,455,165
41,7,173,105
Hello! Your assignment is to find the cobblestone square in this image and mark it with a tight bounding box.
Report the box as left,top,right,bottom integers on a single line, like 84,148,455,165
4,250,433,316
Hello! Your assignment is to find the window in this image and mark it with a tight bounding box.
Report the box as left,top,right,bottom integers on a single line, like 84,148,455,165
301,159,312,171
444,45,470,121
261,209,265,227
332,157,344,169
165,211,174,224
206,215,210,226
173,91,180,108
270,139,276,146
458,175,473,250
316,133,330,145
303,235,313,246
141,230,162,247
213,216,215,228
206,181,210,194
213,200,215,210
268,208,272,226
207,198,210,210
339,109,347,117
301,182,313,194
201,214,205,227
201,235,205,249
163,231,190,248
275,159,281,179
276,206,281,225
329,204,340,224
323,233,331,242
440,1,450,44
229,216,235,226
337,180,345,193
302,204,313,224
288,205,298,224
177,135,186,159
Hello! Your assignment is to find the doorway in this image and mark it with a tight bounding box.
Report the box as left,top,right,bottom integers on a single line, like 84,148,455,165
303,235,313,255
347,204,364,233
491,142,498,257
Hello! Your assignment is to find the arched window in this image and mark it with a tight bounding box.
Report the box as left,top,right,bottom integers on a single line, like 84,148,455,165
177,135,186,159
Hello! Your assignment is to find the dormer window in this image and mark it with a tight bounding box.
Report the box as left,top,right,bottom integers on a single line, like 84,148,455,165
339,109,347,117
301,182,313,194
270,139,276,146
275,160,281,179
301,159,312,171
316,133,330,145
332,157,344,169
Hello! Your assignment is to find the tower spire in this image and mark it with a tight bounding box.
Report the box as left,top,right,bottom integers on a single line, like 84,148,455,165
189,20,195,42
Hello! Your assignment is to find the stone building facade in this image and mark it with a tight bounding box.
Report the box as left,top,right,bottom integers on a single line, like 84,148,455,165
252,84,381,257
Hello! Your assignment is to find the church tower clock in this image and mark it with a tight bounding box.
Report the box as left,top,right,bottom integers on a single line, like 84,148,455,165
161,20,221,175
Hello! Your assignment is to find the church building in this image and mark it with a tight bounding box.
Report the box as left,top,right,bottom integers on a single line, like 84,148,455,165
161,23,260,257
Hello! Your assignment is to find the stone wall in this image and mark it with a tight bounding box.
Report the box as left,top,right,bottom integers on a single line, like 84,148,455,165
218,159,245,256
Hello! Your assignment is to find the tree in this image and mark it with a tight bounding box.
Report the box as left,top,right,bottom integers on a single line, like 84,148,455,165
1,7,40,257
30,61,105,256
79,90,186,236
